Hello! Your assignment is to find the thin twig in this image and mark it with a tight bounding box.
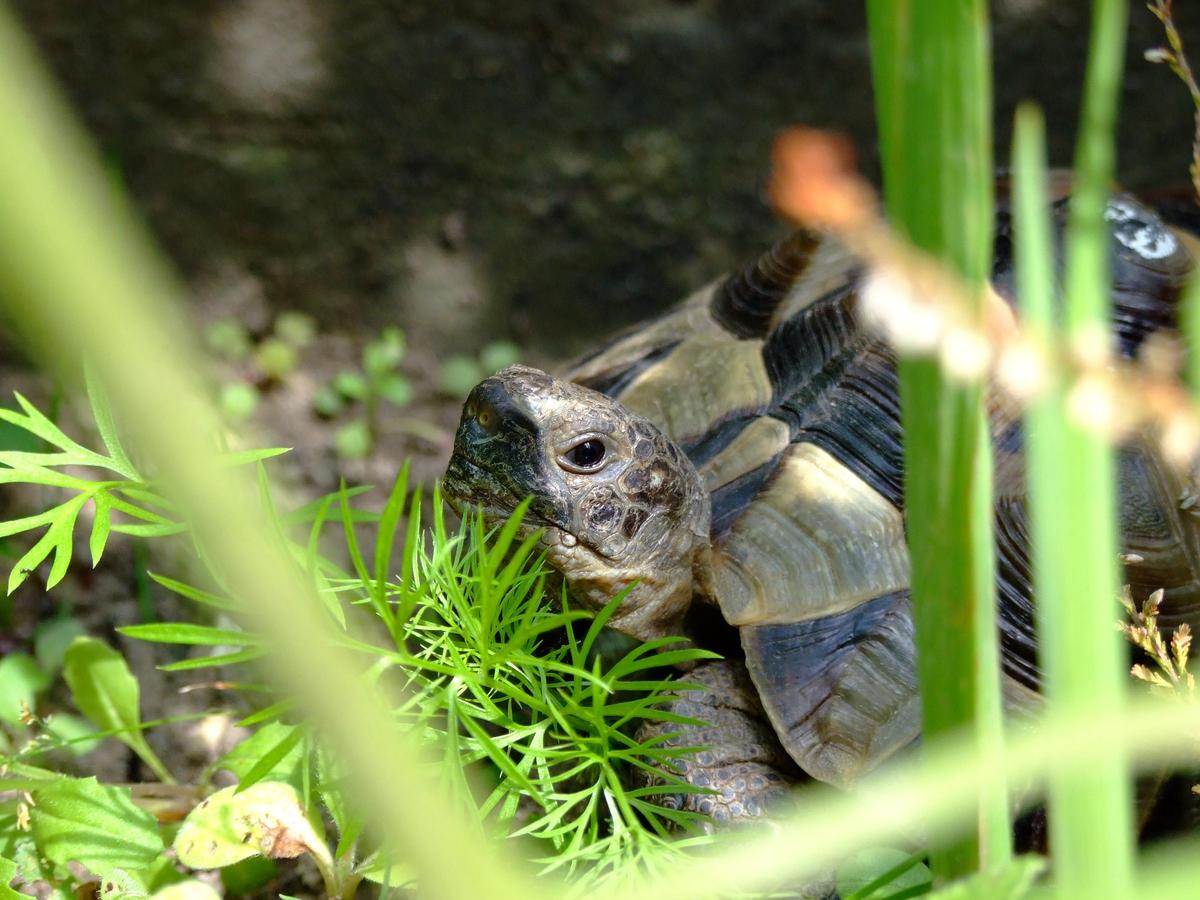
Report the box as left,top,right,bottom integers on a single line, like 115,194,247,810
1147,0,1200,202
768,128,1200,470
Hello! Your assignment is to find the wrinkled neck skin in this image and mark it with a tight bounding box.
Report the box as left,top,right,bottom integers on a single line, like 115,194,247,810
542,485,713,643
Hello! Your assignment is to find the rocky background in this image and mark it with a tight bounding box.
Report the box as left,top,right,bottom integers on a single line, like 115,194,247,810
12,0,1200,361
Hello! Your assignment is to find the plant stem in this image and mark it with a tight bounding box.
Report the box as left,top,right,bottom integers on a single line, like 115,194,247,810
866,0,1010,880
1026,0,1136,894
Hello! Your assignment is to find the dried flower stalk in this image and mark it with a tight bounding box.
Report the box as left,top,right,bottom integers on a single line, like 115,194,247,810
1119,586,1196,693
768,127,1200,470
1146,0,1200,202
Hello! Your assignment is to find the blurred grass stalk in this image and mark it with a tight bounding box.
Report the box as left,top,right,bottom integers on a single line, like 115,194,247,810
611,697,1200,900
0,8,541,899
866,0,1010,880
1014,0,1136,892
0,0,1177,896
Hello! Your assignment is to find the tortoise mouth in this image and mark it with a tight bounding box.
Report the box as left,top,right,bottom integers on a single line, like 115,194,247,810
443,451,558,532
444,453,517,514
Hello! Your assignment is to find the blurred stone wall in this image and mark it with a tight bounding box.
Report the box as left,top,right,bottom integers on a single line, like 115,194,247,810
12,0,1200,356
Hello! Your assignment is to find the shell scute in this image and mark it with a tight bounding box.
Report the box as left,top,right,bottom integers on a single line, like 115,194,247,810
710,442,909,628
555,192,1200,788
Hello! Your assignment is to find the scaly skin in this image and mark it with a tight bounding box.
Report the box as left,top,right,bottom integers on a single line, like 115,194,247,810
635,659,800,829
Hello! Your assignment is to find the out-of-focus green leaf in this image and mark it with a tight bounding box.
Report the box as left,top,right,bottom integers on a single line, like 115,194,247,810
377,373,412,407
218,856,277,895
62,638,172,783
218,382,258,423
927,855,1045,898
839,847,931,899
33,616,86,674
29,777,163,872
174,782,328,870
0,855,21,900
213,722,306,791
363,327,405,376
0,652,50,725
480,340,521,374
311,383,345,418
333,371,368,401
118,622,258,646
357,850,418,888
151,882,222,900
438,353,482,398
253,337,297,380
42,712,101,756
334,419,371,459
205,319,252,362
274,311,316,349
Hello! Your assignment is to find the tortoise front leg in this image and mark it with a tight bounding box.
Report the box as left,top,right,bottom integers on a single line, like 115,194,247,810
635,658,802,830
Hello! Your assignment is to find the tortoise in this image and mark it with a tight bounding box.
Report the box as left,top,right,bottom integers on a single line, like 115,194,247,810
442,189,1200,827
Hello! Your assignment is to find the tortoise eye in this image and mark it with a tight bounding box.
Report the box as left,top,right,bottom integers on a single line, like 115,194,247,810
562,439,606,472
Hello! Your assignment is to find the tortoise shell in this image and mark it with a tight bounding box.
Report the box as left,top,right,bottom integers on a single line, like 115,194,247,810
564,192,1200,786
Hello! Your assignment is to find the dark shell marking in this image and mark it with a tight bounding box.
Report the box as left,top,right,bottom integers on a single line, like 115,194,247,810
449,190,1200,796
563,191,1200,784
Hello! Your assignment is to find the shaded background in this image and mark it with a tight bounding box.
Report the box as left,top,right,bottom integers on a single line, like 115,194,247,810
12,0,1200,360
2,5,1200,879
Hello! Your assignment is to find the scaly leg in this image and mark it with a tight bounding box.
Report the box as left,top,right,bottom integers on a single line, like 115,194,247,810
635,658,802,829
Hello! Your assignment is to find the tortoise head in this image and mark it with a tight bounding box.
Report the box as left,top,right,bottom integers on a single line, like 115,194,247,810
443,365,712,641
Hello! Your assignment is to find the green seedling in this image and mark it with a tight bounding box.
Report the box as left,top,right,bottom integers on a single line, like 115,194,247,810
206,312,318,422
313,326,414,458
438,339,522,399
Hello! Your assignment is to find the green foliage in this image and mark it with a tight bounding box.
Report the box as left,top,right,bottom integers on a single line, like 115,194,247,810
203,319,252,363
438,339,522,398
62,638,172,783
838,848,932,899
28,776,163,873
0,655,49,727
0,391,716,895
206,312,317,423
1014,17,1134,887
312,326,416,458
0,857,19,900
33,616,86,674
0,618,99,759
217,381,258,423
0,383,286,595
174,782,329,870
926,856,1045,899
0,391,171,593
866,0,1008,879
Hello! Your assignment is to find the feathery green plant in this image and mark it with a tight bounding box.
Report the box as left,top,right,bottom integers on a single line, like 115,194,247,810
0,384,716,895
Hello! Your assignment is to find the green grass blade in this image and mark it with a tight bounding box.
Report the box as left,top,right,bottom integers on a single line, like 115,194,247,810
1023,0,1135,891
84,360,137,479
866,0,1009,878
